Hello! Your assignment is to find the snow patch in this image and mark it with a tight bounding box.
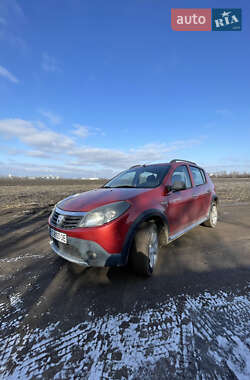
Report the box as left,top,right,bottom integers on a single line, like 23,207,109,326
1,287,250,379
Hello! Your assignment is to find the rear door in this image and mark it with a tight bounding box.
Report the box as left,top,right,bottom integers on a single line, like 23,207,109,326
166,165,194,235
189,166,211,220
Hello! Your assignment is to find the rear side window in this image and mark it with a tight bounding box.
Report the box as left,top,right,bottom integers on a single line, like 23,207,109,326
171,165,192,188
190,166,206,186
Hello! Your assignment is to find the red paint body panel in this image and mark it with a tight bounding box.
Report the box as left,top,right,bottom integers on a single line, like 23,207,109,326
166,188,195,235
49,212,130,253
48,161,217,260
50,187,165,254
59,188,150,212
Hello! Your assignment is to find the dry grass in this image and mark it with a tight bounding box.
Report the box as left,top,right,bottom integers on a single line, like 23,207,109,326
0,177,249,214
0,179,106,214
213,178,250,204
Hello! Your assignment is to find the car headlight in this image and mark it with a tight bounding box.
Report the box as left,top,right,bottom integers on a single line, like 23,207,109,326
79,201,130,227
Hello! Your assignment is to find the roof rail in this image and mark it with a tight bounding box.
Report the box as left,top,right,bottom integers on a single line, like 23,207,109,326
129,164,148,169
170,159,197,165
129,164,142,169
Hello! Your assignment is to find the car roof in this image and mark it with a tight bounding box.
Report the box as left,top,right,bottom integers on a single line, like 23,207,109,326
129,160,201,169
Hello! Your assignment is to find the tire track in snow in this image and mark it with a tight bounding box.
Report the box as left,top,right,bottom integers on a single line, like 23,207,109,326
0,285,250,379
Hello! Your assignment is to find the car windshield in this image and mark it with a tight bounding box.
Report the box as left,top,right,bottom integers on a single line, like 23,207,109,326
104,165,170,188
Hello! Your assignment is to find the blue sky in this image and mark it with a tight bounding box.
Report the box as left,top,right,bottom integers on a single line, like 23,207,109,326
0,0,249,178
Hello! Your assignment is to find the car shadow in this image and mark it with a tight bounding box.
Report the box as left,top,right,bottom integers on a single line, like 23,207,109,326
1,206,250,380
1,205,250,325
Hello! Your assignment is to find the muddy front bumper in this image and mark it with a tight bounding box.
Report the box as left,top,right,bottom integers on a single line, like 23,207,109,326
50,234,123,267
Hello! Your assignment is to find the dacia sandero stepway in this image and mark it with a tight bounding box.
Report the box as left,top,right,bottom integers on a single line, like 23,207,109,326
48,159,218,276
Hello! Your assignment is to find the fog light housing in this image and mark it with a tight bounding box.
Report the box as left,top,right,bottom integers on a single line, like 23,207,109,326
87,251,97,260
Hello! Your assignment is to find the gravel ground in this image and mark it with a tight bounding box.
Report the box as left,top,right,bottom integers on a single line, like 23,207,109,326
1,178,250,215
0,178,250,379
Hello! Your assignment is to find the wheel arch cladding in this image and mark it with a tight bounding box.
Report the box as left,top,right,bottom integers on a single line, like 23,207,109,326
121,209,169,264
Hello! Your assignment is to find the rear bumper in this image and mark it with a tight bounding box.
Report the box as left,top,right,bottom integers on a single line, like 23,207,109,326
50,234,123,267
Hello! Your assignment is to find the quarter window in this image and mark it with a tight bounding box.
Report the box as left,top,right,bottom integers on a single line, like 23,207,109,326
190,166,206,186
171,165,192,188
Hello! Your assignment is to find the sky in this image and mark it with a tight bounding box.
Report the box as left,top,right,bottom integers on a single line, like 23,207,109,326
0,0,249,178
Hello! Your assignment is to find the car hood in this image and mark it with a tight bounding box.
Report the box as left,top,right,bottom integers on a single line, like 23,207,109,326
57,187,151,212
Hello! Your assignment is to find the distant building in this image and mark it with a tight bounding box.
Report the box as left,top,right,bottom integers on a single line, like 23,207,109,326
81,177,99,180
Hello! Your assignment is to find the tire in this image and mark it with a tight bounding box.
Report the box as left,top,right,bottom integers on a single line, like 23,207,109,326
203,202,218,228
130,222,159,276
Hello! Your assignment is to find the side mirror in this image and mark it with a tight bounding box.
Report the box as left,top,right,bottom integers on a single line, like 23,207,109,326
172,180,186,192
165,184,172,193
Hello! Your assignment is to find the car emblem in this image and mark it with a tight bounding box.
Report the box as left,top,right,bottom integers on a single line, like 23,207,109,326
56,215,65,226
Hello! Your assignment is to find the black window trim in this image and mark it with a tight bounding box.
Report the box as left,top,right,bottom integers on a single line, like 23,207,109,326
200,168,207,184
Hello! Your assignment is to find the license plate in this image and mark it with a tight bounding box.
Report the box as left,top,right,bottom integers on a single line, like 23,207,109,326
50,228,67,244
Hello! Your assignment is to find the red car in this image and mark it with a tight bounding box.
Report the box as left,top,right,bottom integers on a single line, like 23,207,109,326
48,159,218,276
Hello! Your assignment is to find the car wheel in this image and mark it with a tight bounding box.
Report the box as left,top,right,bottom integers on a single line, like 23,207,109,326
203,202,218,228
130,222,159,276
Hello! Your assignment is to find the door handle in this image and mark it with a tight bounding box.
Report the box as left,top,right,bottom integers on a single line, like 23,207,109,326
192,194,198,198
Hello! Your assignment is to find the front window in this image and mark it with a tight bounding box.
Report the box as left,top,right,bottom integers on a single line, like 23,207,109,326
171,165,192,188
104,165,170,188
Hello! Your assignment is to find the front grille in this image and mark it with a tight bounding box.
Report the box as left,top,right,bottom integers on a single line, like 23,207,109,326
51,209,83,229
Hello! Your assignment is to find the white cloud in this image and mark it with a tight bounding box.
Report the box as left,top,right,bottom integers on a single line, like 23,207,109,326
73,124,106,138
0,65,19,83
73,124,90,138
27,150,51,159
0,160,116,178
0,118,205,177
39,110,62,125
42,53,61,73
0,119,74,153
95,127,106,136
0,119,34,136
64,139,203,170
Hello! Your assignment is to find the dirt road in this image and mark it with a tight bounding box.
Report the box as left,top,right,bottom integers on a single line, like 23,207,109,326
0,180,250,379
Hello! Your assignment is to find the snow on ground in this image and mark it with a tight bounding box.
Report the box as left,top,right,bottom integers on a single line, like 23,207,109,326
1,285,250,379
0,254,45,263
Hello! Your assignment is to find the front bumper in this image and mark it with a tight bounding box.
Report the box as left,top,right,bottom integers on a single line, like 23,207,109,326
50,234,123,267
